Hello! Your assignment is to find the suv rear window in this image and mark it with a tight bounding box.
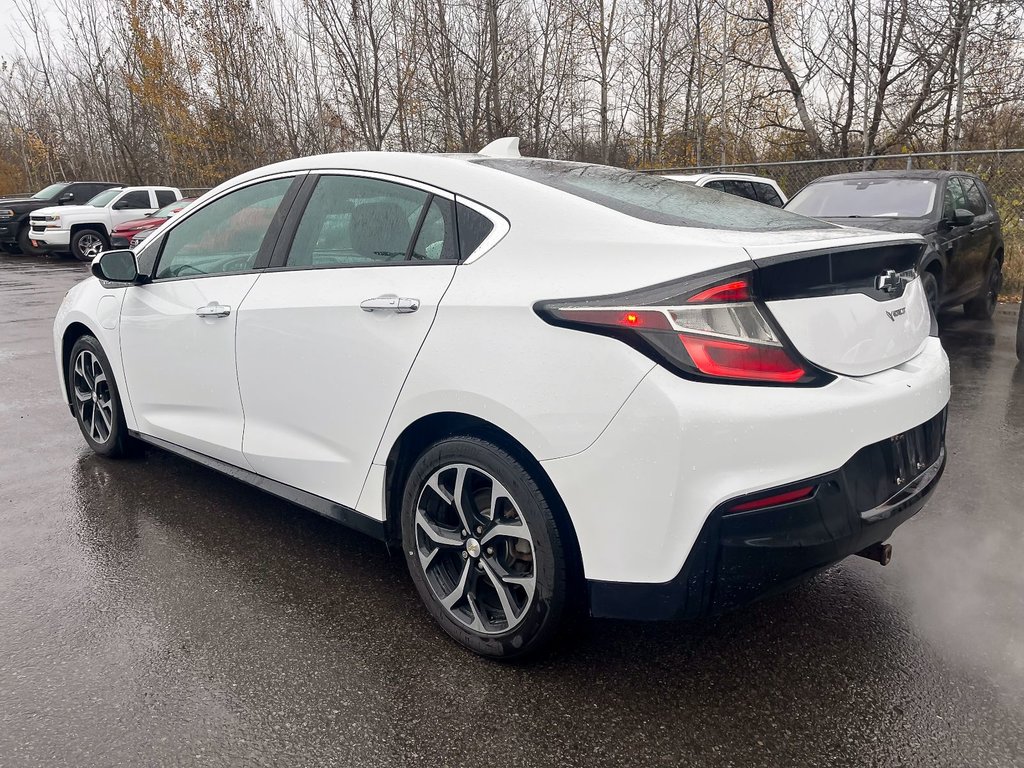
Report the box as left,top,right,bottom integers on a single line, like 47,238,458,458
475,159,824,231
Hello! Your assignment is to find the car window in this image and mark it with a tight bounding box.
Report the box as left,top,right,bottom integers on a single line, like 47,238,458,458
117,190,152,210
944,178,967,218
725,180,760,201
88,188,123,207
155,190,177,207
411,197,457,261
32,183,66,200
155,177,291,279
476,159,825,232
754,183,784,207
456,203,494,260
285,175,432,268
960,178,988,216
702,180,725,192
787,178,937,218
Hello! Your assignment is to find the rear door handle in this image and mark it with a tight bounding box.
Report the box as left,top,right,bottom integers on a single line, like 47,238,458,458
360,295,420,314
196,303,231,318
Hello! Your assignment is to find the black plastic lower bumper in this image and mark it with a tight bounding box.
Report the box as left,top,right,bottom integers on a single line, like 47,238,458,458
588,408,947,621
109,236,131,248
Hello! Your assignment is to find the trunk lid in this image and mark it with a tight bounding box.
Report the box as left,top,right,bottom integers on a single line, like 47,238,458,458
744,233,930,377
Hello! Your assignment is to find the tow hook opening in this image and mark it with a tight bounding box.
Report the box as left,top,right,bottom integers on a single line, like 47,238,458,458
856,542,893,566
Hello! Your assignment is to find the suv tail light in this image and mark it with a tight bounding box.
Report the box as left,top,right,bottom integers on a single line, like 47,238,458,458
535,270,829,386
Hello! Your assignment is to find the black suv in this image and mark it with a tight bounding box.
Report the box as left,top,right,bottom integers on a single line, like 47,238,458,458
786,170,1004,318
0,181,123,255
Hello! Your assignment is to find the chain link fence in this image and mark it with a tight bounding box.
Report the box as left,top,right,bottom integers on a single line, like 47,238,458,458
649,149,1024,297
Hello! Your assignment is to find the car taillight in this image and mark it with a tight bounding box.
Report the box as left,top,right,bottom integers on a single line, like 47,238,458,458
535,271,827,386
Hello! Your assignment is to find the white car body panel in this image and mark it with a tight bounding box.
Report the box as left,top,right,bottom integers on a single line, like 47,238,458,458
236,265,458,507
663,173,789,205
542,337,949,583
119,274,260,467
53,150,951,595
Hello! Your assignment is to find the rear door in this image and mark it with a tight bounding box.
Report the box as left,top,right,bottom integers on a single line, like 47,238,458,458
235,172,458,507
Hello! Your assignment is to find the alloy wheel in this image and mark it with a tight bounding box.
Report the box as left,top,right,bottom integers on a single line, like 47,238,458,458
414,463,537,635
72,349,114,444
984,263,1001,314
78,234,104,260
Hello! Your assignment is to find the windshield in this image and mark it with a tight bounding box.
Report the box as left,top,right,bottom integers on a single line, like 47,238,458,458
786,178,938,218
32,183,67,200
153,199,189,218
87,188,123,207
475,159,826,232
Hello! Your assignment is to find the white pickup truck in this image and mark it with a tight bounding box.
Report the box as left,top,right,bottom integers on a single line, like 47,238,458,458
30,185,182,261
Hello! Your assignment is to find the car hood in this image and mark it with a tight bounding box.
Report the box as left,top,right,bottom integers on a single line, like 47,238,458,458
815,217,936,236
113,216,163,233
0,197,39,207
32,204,98,218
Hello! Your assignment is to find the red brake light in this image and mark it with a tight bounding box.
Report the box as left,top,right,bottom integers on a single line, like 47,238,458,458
687,279,750,303
729,486,815,513
678,335,806,383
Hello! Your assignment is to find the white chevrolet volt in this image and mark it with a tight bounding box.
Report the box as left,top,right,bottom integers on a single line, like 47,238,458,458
54,140,950,658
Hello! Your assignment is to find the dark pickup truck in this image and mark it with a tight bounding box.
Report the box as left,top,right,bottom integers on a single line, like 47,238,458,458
0,181,123,255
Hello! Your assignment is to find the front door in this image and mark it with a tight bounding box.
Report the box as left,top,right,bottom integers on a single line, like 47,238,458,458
119,176,298,466
235,172,459,507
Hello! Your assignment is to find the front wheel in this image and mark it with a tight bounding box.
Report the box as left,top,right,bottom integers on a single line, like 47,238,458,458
401,436,572,659
68,335,134,457
964,258,1002,320
71,228,108,261
17,225,43,256
921,270,941,317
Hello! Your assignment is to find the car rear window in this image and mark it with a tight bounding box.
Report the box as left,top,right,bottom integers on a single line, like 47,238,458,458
475,158,826,231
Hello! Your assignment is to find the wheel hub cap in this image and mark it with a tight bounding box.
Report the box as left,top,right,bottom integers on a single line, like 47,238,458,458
414,463,537,635
72,349,113,444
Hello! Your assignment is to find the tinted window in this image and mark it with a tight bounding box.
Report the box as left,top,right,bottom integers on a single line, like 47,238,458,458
787,178,937,218
754,183,784,207
960,178,987,216
411,197,457,260
944,178,967,218
703,180,725,192
155,177,290,279
456,203,494,260
117,190,152,209
476,159,826,232
155,190,177,207
286,175,431,268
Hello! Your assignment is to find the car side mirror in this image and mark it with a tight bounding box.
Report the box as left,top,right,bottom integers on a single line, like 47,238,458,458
950,208,975,227
91,249,139,283
58,192,74,204
112,199,133,210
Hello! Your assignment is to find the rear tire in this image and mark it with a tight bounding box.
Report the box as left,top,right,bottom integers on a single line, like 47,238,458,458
400,436,571,660
964,258,1001,320
71,228,107,261
68,335,134,458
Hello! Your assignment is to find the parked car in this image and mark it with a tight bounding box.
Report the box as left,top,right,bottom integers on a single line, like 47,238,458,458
55,142,949,658
662,172,788,207
785,170,1004,318
0,181,123,255
30,186,182,261
110,198,195,249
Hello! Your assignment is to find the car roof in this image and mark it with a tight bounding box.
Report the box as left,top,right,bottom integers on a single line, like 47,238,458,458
810,169,976,183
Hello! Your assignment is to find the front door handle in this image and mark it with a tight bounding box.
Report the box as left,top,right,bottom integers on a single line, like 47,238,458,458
360,295,420,314
196,302,232,318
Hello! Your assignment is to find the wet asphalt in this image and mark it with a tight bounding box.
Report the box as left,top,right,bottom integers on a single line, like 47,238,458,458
0,253,1022,768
